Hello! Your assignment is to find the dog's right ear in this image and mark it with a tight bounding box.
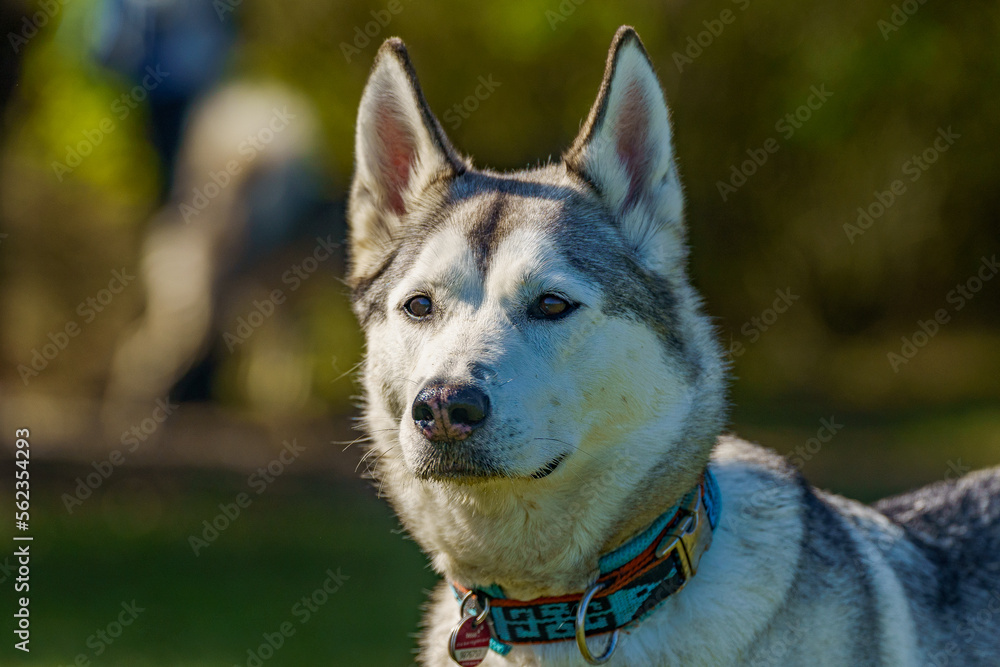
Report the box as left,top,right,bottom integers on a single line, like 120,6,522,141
349,39,465,281
564,27,686,275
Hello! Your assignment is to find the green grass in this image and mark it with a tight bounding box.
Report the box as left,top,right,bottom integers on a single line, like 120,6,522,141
8,402,1000,665
732,400,1000,502
13,468,436,666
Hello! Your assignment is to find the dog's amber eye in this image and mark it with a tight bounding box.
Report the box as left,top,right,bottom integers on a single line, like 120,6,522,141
533,294,573,319
404,295,433,319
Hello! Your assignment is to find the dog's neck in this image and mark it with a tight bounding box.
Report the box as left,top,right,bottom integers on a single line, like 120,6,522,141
383,444,710,601
601,467,701,553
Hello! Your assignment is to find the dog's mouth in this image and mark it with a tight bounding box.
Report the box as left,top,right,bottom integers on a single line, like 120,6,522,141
416,454,567,482
410,439,568,483
530,453,567,479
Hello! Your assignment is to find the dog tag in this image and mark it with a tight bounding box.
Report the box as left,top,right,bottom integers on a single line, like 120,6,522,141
449,615,491,666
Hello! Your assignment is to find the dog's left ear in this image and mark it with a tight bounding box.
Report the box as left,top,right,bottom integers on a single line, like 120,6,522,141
349,38,466,282
564,26,685,273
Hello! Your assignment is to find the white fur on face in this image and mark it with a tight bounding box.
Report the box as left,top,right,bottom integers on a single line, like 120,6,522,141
377,207,691,481
349,29,947,667
360,193,705,598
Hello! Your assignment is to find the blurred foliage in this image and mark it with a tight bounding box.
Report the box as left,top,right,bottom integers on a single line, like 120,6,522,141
1,1,999,664
13,466,437,666
6,0,160,206
2,0,999,415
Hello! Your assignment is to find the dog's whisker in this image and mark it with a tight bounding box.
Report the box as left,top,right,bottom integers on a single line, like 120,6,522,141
336,436,370,452
332,433,375,446
329,359,365,385
532,437,602,464
338,428,398,452
361,450,386,477
364,415,403,426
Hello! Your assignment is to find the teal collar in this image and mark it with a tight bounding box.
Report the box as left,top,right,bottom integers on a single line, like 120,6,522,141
449,469,722,663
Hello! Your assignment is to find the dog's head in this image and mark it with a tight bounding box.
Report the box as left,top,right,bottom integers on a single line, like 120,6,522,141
347,27,727,579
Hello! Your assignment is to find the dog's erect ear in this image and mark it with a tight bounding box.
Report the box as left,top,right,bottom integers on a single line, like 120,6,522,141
349,38,465,280
564,27,685,273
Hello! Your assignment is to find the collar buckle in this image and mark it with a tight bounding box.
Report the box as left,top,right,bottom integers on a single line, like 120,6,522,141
654,486,712,580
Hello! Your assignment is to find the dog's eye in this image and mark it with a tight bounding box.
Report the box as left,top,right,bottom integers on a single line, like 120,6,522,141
531,294,574,319
404,295,433,319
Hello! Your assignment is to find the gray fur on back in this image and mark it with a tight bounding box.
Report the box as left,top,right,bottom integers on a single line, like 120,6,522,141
875,469,1000,664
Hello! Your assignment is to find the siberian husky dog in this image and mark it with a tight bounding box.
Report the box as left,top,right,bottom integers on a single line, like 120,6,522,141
347,26,1000,666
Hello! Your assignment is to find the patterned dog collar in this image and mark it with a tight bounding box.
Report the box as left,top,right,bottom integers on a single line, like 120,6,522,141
450,469,721,665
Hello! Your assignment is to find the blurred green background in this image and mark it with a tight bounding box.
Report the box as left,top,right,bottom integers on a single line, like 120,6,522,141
0,0,999,664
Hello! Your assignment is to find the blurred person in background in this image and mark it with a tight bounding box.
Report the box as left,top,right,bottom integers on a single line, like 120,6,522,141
91,0,332,432
91,0,234,198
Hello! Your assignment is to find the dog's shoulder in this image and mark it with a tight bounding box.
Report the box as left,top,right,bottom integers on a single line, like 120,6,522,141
714,438,926,664
709,435,809,545
712,434,800,472
711,435,806,496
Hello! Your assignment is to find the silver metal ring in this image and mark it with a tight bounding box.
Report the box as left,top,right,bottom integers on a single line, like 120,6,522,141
459,590,491,625
575,583,619,664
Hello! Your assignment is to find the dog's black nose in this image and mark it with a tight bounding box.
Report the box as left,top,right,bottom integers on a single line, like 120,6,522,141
411,383,490,442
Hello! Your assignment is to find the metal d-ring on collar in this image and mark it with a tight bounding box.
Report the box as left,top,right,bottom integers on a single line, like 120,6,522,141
459,589,491,625
575,582,619,664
